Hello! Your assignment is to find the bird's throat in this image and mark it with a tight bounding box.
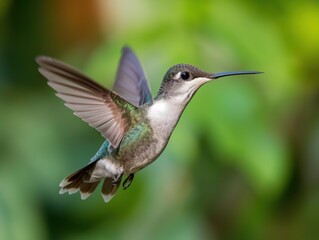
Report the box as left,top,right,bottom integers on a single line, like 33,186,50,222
147,98,186,140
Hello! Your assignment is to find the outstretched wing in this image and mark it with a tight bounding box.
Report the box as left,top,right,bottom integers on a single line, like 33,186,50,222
112,47,153,106
36,56,137,148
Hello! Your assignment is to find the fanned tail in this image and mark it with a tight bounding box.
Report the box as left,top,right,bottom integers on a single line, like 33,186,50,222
59,161,122,202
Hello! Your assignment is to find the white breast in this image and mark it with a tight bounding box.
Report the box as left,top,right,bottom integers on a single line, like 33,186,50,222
148,100,171,122
147,98,185,140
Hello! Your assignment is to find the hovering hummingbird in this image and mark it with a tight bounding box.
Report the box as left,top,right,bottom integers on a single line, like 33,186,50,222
36,47,261,202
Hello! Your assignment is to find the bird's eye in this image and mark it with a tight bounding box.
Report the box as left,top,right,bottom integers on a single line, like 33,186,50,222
181,71,190,80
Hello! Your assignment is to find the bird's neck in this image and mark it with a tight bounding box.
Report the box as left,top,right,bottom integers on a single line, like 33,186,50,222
147,96,188,139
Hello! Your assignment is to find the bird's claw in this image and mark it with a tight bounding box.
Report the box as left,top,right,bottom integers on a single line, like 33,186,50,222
123,174,134,190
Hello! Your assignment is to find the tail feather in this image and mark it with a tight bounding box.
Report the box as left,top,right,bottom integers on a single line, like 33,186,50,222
79,181,100,200
59,161,122,202
101,177,121,203
59,162,100,200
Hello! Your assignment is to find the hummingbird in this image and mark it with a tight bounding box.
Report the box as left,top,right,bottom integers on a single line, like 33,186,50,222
36,46,261,202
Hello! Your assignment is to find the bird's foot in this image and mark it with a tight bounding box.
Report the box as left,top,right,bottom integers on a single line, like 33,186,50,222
123,174,134,190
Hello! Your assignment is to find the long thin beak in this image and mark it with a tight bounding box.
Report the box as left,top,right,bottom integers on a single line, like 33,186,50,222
212,71,263,79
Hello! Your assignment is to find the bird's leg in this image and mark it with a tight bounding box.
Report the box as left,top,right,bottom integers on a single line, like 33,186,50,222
112,172,123,185
123,174,134,190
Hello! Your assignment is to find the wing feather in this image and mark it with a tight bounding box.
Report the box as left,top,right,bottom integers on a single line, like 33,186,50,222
112,47,153,106
36,56,137,148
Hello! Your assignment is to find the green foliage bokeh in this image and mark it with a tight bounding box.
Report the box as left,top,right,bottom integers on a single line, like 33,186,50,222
1,0,319,239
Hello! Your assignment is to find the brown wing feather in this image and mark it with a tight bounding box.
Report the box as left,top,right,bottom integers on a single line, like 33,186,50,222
36,56,137,148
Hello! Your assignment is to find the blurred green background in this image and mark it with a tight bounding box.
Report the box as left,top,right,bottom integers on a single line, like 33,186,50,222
1,0,319,239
